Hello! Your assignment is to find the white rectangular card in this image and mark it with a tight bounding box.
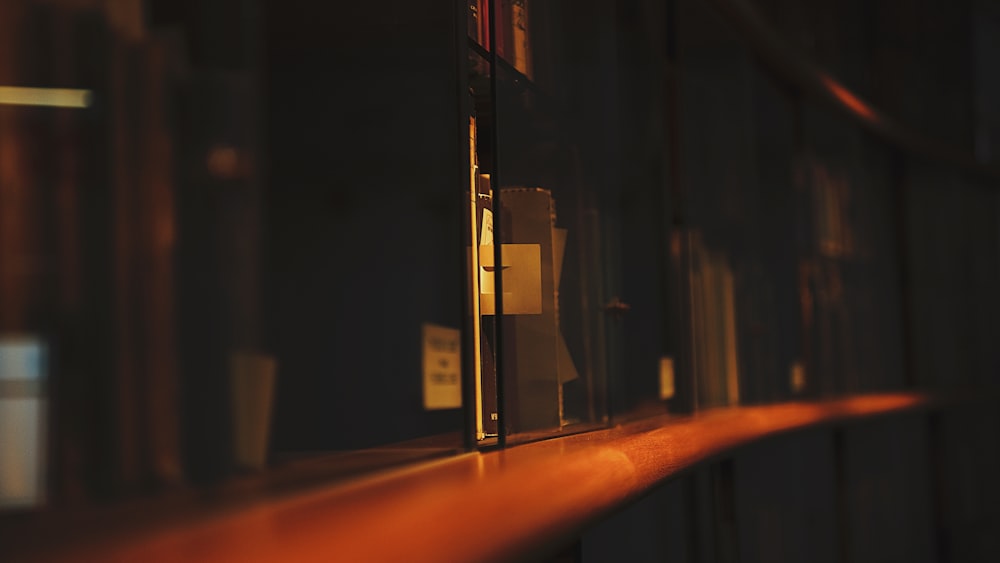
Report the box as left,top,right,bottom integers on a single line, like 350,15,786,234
422,324,462,410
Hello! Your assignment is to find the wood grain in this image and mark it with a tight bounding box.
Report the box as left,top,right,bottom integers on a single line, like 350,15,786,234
19,392,942,563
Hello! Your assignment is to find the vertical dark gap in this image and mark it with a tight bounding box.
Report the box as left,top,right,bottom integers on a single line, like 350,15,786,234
963,0,977,155
456,0,476,452
606,0,625,418
789,94,814,398
832,428,851,563
82,11,117,499
547,538,583,563
889,150,916,388
713,460,741,563
664,0,694,414
685,474,704,563
925,412,951,563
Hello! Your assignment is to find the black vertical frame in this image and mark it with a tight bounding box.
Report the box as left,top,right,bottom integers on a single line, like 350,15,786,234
460,0,508,449
889,150,916,390
457,0,478,452
486,0,507,448
663,0,696,415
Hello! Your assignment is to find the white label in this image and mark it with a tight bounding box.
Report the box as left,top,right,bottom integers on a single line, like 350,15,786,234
480,208,494,246
422,324,462,410
659,357,676,400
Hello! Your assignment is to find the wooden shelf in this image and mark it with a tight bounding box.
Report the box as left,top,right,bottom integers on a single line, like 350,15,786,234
11,391,965,563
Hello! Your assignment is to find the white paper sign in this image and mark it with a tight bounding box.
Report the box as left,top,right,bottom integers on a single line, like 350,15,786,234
422,324,462,410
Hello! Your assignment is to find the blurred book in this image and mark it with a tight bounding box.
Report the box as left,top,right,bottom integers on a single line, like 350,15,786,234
690,233,740,408
0,337,47,509
510,0,532,78
474,0,533,79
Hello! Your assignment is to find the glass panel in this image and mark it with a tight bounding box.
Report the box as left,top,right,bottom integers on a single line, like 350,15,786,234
677,4,800,408
605,0,680,421
487,0,615,441
904,162,1000,390
265,3,466,465
797,107,905,395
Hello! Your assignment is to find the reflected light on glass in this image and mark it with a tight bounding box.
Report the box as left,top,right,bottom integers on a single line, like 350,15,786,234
819,76,875,121
0,86,93,109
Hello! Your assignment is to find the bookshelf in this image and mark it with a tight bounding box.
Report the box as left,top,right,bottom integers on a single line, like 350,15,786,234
2,0,1000,561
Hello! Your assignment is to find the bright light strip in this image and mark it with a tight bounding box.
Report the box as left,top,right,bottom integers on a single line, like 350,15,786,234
0,86,92,109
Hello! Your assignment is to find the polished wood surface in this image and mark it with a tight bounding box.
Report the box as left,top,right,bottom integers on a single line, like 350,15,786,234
19,392,942,562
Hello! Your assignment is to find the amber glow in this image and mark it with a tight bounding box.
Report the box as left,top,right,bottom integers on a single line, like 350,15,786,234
0,86,92,109
206,146,242,179
37,391,939,562
819,75,875,121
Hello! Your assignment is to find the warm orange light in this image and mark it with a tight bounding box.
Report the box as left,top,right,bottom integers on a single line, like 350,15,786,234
206,146,242,179
819,75,875,121
23,390,939,562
